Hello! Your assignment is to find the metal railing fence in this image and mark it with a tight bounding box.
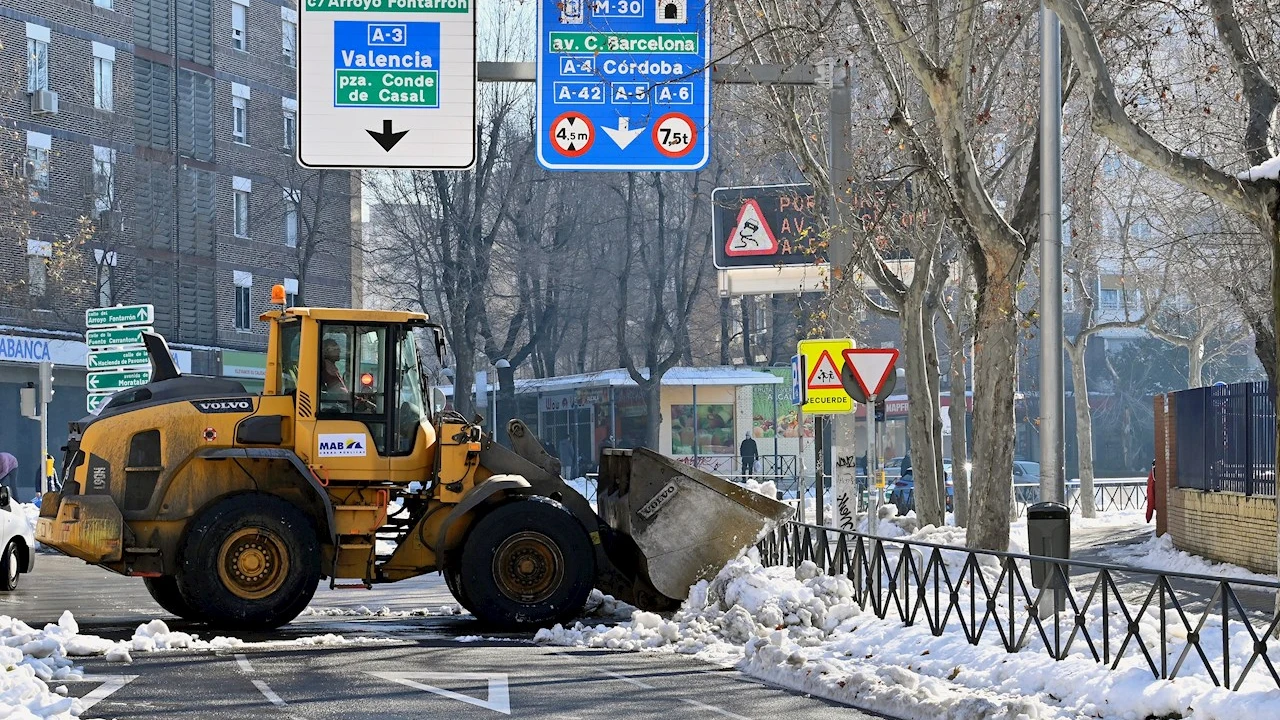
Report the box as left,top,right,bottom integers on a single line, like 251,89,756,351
1011,478,1148,518
1173,382,1277,497
759,522,1280,691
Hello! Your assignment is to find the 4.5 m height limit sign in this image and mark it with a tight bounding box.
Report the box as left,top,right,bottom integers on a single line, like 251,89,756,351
298,0,476,169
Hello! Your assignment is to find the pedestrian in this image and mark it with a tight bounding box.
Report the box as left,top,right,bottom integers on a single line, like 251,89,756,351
557,434,576,480
740,431,759,479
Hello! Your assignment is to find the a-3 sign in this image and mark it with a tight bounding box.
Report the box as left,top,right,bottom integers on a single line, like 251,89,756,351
298,0,476,169
86,304,153,328
537,0,711,171
797,338,853,414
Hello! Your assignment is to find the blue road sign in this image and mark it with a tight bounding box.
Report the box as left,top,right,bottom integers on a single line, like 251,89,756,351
332,21,442,109
536,0,711,171
791,354,806,407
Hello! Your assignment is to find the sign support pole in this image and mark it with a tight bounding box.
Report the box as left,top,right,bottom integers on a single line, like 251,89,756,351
867,393,878,535
827,59,859,531
1038,4,1066,505
813,415,825,526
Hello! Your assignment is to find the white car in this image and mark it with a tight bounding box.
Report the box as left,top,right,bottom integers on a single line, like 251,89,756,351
0,483,35,591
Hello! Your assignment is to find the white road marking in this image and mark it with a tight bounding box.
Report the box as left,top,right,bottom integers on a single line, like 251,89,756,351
62,675,139,711
235,654,254,673
597,669,655,689
366,671,511,715
253,679,287,707
680,698,752,720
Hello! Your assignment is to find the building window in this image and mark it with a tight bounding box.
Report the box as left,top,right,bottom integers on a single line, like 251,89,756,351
232,97,248,143
282,17,297,65
231,1,247,51
94,0,113,7
282,96,297,152
1099,288,1121,310
284,191,298,248
94,249,118,307
93,43,114,111
26,24,49,93
234,271,253,330
284,278,298,308
27,240,51,297
93,146,116,216
233,176,252,238
26,132,50,203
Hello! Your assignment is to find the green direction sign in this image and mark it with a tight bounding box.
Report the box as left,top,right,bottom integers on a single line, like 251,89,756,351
87,348,151,371
86,327,150,348
87,393,112,413
87,369,150,392
86,304,154,329
335,70,438,107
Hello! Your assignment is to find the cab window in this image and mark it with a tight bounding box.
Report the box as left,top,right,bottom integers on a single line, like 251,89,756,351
393,330,426,454
318,325,387,416
278,321,301,394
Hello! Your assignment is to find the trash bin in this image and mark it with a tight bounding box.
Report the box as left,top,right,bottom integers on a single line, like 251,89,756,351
1027,502,1070,590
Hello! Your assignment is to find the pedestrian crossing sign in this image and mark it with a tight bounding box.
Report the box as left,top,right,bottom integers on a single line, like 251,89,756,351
798,338,853,414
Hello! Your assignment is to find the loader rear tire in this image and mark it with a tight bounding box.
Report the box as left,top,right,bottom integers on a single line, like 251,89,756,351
178,493,321,630
143,576,196,619
458,499,594,628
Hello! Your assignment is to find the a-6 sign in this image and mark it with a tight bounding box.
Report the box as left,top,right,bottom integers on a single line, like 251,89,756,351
86,304,153,328
87,369,150,393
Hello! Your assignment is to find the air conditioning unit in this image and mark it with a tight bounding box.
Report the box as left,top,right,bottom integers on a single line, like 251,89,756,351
31,90,58,115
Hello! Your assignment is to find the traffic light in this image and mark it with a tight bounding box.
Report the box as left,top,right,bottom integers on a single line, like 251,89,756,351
38,361,54,403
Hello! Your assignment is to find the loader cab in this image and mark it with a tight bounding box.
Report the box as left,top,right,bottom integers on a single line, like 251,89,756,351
264,304,441,482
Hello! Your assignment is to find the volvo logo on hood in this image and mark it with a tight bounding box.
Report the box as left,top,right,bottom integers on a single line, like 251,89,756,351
191,398,254,413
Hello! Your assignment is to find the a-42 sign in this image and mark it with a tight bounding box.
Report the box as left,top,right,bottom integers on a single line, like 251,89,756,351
537,0,711,171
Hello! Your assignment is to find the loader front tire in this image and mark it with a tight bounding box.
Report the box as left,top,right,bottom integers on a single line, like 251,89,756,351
143,576,196,619
458,499,594,628
178,493,321,630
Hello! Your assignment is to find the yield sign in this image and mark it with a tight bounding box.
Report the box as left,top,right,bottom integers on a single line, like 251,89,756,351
724,199,779,257
366,672,510,714
842,348,900,398
806,350,843,389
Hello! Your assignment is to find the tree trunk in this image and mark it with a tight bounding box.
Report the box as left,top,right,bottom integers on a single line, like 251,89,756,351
966,268,1021,552
643,380,662,449
948,329,969,526
1067,342,1096,518
902,289,944,527
452,333,475,418
719,297,732,365
741,296,753,365
1188,341,1205,388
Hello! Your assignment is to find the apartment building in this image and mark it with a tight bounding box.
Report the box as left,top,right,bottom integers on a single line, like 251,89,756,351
0,0,359,496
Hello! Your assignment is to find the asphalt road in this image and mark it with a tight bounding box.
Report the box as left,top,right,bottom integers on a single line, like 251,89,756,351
9,554,888,720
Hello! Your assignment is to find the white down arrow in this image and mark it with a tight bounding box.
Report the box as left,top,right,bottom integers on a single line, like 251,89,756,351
602,118,645,150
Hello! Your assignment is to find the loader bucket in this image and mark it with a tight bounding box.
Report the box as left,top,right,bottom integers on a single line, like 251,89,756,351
596,448,794,601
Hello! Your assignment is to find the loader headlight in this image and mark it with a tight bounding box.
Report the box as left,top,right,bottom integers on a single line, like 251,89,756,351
360,372,375,388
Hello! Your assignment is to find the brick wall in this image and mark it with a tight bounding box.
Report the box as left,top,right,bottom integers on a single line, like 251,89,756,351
1165,487,1278,574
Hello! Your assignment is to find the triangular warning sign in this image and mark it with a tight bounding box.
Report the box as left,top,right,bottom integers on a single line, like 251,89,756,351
842,348,899,398
366,672,510,714
806,350,843,389
724,199,779,257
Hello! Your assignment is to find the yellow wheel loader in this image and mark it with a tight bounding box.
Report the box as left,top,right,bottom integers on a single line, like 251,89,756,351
37,291,790,629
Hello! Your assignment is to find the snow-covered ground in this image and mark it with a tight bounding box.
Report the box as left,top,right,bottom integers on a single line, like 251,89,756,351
538,510,1280,720
1099,532,1278,582
0,611,399,719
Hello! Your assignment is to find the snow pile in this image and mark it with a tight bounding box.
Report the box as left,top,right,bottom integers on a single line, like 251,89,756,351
1100,532,1277,582
1237,155,1280,181
300,604,463,618
0,612,93,718
14,502,38,537
538,552,1280,719
740,479,779,500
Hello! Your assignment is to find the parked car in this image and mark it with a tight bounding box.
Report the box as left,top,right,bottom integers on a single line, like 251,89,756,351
1012,460,1042,503
882,456,905,481
889,466,954,516
0,479,35,591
